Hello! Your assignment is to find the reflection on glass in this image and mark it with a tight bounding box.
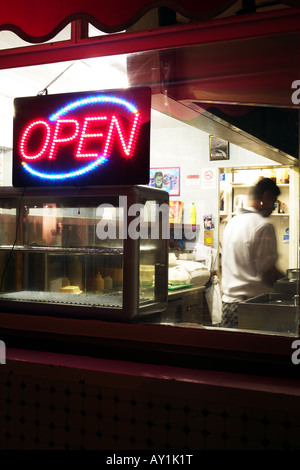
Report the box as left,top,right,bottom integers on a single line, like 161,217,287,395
0,197,125,309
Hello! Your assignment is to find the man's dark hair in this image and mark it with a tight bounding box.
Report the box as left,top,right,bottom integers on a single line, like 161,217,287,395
250,177,280,200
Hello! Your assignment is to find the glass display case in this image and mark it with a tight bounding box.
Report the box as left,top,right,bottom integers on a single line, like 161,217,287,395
0,185,169,321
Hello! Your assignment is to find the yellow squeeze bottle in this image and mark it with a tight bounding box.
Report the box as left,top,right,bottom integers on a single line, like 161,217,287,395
104,275,113,290
95,272,104,291
190,202,196,231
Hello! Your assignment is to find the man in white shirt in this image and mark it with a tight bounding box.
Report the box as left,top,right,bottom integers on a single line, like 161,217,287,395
220,178,284,328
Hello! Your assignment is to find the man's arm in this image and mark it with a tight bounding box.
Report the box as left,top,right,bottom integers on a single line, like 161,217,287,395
261,265,285,287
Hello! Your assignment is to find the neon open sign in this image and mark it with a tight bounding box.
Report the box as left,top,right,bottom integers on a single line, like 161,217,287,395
13,87,151,187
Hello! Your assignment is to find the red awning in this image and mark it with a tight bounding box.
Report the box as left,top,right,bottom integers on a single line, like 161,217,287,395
0,0,239,41
4,0,299,42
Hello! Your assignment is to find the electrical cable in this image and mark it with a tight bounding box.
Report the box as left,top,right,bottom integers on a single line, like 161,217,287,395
0,62,77,292
37,62,76,95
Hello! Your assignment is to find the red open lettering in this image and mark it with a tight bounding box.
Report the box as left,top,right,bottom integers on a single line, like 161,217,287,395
20,120,51,160
49,119,80,159
19,113,141,161
104,114,141,158
76,116,108,159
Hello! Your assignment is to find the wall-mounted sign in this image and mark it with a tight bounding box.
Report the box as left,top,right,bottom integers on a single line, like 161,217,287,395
149,167,180,196
13,87,151,187
201,167,217,190
204,229,214,247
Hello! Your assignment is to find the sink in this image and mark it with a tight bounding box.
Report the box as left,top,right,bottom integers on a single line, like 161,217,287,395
238,293,299,335
274,277,299,295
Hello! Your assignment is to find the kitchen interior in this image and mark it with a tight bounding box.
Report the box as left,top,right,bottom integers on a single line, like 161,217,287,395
0,23,299,336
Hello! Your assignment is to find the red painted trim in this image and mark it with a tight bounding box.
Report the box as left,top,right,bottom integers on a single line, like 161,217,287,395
0,312,297,357
5,347,300,410
0,9,300,70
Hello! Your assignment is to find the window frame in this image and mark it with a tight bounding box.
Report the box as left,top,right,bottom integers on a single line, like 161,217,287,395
0,9,299,375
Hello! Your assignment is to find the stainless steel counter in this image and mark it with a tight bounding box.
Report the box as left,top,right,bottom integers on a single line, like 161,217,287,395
238,292,299,335
161,285,207,324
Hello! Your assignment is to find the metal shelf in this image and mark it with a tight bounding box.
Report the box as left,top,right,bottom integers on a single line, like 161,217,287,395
0,245,123,255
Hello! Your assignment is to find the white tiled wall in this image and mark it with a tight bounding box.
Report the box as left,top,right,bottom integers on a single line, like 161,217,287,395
150,111,275,250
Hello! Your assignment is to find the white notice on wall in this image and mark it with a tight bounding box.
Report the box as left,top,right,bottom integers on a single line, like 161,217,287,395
186,174,200,186
201,167,217,190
